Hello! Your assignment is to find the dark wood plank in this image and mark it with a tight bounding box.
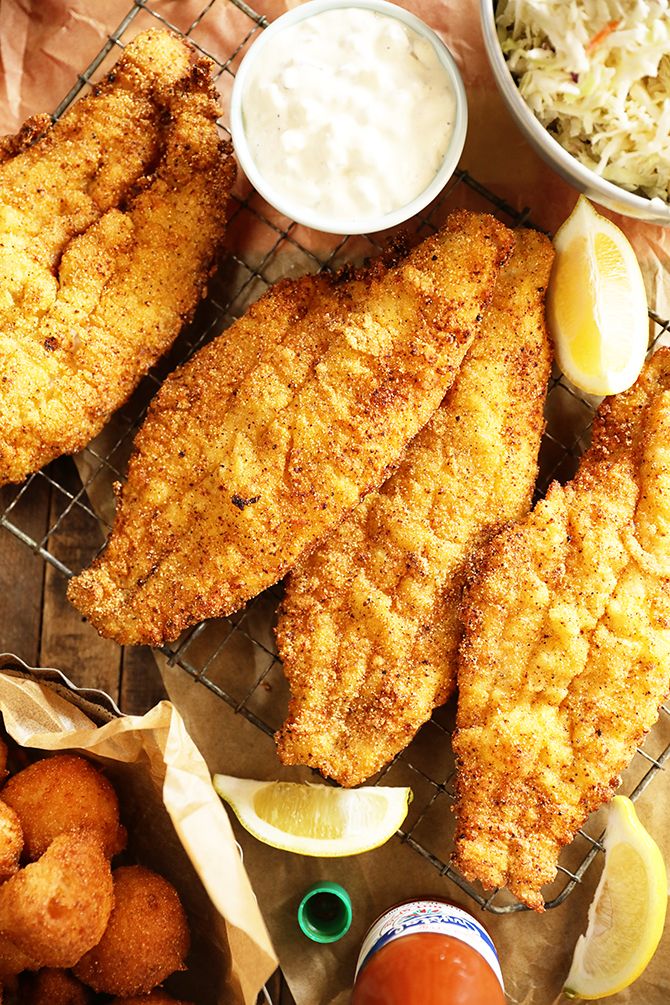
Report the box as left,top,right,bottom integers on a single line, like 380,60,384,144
120,645,167,715
0,477,51,664
39,459,122,700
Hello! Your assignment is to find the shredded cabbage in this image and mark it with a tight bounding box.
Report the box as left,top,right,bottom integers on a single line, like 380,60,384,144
496,0,670,202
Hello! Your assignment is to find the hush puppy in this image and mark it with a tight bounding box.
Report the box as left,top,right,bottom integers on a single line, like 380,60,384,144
0,934,37,978
74,865,190,996
0,800,22,883
0,832,113,968
24,968,92,1004
1,754,125,860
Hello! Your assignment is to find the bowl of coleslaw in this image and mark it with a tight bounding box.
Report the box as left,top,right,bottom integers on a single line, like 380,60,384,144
480,0,670,226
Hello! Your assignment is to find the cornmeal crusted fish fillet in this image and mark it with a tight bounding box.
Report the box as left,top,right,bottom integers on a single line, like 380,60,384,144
68,211,514,645
275,230,554,785
453,348,670,910
0,29,236,485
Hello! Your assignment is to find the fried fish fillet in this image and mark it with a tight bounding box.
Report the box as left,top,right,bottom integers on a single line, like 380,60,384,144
275,230,554,785
68,211,514,645
0,29,236,485
453,348,670,910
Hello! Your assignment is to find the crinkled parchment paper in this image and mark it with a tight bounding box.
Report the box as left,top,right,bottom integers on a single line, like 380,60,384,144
0,656,277,1005
2,2,670,1004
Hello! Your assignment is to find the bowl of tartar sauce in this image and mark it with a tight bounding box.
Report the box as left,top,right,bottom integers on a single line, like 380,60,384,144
230,0,468,234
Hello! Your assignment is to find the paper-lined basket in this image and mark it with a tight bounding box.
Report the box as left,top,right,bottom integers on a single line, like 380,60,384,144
0,655,278,1005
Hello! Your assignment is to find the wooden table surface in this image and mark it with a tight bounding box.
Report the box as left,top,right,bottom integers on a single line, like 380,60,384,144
0,458,166,713
0,456,292,1005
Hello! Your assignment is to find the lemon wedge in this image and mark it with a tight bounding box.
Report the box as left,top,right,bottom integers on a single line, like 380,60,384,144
547,196,649,396
563,796,667,1000
213,775,412,856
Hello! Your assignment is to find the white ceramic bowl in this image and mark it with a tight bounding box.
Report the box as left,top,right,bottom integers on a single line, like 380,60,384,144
480,0,670,226
231,0,468,235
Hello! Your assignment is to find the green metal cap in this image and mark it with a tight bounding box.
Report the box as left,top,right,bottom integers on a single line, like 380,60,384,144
297,882,352,943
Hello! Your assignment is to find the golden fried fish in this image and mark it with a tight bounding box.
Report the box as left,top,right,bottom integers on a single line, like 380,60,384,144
0,28,236,485
68,211,513,645
276,229,554,785
454,349,670,910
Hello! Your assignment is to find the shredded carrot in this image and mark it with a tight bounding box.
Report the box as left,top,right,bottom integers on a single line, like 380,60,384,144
585,19,621,54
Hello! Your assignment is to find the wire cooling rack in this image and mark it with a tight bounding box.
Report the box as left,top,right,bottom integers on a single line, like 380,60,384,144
1,0,670,917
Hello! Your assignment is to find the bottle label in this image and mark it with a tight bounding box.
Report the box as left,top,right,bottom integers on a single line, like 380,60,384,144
354,900,504,990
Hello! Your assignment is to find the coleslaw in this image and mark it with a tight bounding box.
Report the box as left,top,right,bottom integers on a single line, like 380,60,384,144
496,0,670,202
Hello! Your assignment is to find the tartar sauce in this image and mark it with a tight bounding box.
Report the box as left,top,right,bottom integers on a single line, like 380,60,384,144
241,8,457,221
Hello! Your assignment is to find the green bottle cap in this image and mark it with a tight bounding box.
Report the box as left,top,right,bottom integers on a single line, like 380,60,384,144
297,882,352,943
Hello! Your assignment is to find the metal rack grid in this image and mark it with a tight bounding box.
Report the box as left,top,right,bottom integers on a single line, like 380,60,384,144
1,0,670,917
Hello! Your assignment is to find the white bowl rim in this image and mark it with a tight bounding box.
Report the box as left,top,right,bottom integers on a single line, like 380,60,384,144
479,0,670,222
230,0,468,235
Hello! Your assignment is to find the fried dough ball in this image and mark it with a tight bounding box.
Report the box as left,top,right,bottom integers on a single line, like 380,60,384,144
74,866,190,996
0,934,37,978
0,800,22,883
110,994,194,1005
1,754,125,860
0,832,113,968
23,968,92,1004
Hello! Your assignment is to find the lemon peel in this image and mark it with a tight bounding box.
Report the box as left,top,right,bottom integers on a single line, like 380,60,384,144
563,795,667,1000
213,775,411,856
547,196,649,396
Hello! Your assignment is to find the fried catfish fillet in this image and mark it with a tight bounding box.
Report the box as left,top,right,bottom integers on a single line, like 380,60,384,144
0,29,236,485
453,348,670,910
68,211,514,645
275,230,554,785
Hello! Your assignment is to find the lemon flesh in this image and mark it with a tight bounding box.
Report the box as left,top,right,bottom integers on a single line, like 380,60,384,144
213,775,412,856
547,196,649,396
564,796,667,1000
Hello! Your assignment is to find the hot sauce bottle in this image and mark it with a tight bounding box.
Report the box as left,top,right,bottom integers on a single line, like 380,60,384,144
351,899,506,1004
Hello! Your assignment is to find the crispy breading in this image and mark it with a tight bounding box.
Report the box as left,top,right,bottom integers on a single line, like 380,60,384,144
0,30,187,286
453,348,670,910
23,968,92,1005
0,832,113,967
0,934,36,979
73,866,189,996
68,211,514,645
2,753,125,860
0,28,236,485
0,800,22,883
276,230,554,785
